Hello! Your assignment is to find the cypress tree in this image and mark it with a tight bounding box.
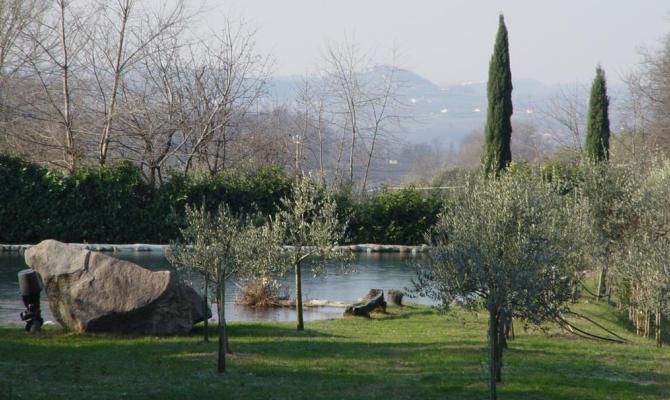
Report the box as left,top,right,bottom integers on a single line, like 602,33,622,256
482,14,513,176
584,65,610,162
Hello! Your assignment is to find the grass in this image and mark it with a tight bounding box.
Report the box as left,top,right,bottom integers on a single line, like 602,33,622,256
0,302,668,400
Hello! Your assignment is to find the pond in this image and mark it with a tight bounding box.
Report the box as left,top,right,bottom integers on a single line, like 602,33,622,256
0,251,433,325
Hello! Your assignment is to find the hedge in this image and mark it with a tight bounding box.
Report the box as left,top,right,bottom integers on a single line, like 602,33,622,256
0,154,441,245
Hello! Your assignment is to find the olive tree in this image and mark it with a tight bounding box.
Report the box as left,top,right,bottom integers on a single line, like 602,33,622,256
614,161,670,346
618,234,670,346
415,171,585,400
169,204,275,373
270,175,349,331
577,162,640,299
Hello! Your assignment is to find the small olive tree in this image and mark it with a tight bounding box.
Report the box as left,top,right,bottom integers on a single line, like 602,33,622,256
415,171,584,400
270,175,349,331
169,204,275,373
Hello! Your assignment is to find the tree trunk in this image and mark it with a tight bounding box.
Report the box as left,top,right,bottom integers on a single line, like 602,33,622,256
635,308,641,336
596,265,607,300
488,307,498,400
317,118,325,184
645,308,651,338
295,261,304,331
217,278,226,373
657,302,663,348
361,129,377,194
99,3,129,166
59,1,76,172
348,101,357,185
495,314,504,383
203,278,209,342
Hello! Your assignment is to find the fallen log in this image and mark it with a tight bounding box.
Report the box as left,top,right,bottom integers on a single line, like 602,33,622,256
344,289,387,317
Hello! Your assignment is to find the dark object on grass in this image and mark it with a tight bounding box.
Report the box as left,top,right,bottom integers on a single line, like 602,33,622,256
344,289,387,317
387,289,404,306
18,269,43,333
24,240,209,335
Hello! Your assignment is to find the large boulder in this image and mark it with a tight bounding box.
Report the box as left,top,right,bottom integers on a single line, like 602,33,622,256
24,240,209,335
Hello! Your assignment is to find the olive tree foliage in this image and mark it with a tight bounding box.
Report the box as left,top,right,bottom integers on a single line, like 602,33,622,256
576,162,641,299
270,175,350,331
415,171,586,400
168,204,277,373
613,161,670,346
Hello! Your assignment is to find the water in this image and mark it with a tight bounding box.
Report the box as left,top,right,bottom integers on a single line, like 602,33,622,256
0,251,431,325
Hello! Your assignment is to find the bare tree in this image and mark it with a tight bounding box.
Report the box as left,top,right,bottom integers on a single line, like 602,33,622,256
18,0,95,171
324,40,362,185
323,41,403,191
113,33,186,186
0,0,49,108
624,31,670,154
168,19,271,175
294,78,330,179
85,0,188,166
539,83,587,155
0,0,49,154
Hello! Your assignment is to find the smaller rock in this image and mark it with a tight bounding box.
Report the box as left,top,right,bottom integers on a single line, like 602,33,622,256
387,289,404,306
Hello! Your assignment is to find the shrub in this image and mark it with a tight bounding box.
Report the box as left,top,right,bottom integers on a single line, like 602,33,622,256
0,153,443,245
347,187,442,245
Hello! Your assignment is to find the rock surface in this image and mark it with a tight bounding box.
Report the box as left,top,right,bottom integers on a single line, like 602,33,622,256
24,239,208,335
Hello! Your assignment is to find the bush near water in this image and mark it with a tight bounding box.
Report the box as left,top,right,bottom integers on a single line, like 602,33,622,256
0,153,441,245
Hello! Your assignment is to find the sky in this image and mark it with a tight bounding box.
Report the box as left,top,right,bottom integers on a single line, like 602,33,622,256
198,0,670,85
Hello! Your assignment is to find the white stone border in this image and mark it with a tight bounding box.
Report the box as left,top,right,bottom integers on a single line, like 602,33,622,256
1,243,429,254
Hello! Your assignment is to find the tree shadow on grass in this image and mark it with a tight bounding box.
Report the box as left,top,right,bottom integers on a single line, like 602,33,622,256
370,308,437,321
1,324,669,400
226,322,345,339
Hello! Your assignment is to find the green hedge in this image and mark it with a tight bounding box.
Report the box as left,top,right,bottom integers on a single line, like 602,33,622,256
0,154,442,244
346,187,442,245
0,155,292,244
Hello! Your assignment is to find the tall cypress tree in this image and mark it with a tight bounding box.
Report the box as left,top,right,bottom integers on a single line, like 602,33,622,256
584,65,610,162
482,14,513,176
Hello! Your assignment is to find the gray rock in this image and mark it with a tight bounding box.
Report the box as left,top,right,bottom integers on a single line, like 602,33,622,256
24,239,208,335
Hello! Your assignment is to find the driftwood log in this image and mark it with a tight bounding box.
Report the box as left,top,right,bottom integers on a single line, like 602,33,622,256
344,289,387,317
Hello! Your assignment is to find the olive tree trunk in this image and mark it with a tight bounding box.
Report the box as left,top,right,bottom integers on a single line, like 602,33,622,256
217,273,231,373
488,306,499,400
295,260,304,331
657,302,663,348
203,278,209,342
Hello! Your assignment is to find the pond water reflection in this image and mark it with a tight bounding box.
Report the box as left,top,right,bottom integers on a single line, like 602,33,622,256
0,251,432,325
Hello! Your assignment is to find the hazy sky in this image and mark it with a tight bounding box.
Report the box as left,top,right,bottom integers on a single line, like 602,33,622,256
202,0,669,85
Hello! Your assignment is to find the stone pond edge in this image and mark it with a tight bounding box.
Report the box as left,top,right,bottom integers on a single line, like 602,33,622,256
1,243,429,254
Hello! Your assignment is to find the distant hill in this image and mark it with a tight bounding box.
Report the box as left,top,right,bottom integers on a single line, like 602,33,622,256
268,67,625,148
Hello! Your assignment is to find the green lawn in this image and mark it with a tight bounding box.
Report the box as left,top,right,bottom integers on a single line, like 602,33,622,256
0,302,668,400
